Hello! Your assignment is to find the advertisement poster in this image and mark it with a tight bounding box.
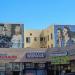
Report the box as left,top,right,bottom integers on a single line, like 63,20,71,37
50,56,69,64
0,24,24,48
54,25,75,47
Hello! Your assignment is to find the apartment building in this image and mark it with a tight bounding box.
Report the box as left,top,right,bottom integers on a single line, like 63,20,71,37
24,26,54,48
40,25,54,48
24,30,42,48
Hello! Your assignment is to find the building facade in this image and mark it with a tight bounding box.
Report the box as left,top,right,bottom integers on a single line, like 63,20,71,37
0,24,74,75
24,25,75,48
24,30,41,48
0,24,75,48
40,25,54,48
0,46,75,75
24,26,55,48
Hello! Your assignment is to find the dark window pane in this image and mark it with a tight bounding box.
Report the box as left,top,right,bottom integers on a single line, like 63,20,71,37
26,37,30,43
34,37,37,41
40,37,43,41
30,33,32,36
48,35,49,41
51,33,53,40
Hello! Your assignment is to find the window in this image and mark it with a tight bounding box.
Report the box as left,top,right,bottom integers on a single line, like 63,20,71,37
48,35,49,41
34,37,37,41
40,37,43,41
30,33,32,36
38,63,45,69
51,33,53,40
44,37,45,41
25,63,34,69
6,63,12,71
51,44,53,48
26,37,30,43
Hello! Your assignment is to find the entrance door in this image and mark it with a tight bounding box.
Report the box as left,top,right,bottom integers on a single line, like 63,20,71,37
47,69,54,75
5,71,12,75
13,71,20,75
56,70,60,75
37,70,46,75
25,70,36,75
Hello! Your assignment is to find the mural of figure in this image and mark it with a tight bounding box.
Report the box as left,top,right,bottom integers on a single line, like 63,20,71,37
0,25,11,48
11,26,22,48
57,28,63,47
63,26,74,47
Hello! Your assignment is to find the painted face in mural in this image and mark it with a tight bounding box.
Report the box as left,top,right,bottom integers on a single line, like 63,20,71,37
0,26,4,35
57,30,61,38
57,28,62,38
57,28,63,47
62,26,75,47
3,26,8,36
4,25,11,37
63,26,71,39
63,27,68,37
15,26,21,35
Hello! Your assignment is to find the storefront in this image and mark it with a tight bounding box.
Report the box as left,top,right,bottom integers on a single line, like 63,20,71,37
0,46,75,75
0,48,26,75
47,48,71,75
0,48,47,75
22,62,47,75
68,49,75,73
22,50,47,75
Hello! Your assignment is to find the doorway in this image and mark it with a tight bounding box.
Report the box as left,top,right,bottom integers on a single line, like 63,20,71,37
13,71,20,75
37,69,46,75
25,70,36,75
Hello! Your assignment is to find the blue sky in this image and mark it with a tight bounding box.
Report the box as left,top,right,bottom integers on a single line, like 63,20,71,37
0,0,75,30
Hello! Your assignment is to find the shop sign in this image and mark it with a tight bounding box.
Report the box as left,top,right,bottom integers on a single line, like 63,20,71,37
26,52,46,58
0,54,17,60
50,56,69,64
48,51,67,56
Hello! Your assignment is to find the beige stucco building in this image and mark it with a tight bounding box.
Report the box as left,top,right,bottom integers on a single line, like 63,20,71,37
40,25,55,48
24,30,42,48
24,25,55,48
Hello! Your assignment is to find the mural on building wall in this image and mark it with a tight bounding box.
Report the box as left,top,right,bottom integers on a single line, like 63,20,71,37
0,24,24,48
54,25,75,47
